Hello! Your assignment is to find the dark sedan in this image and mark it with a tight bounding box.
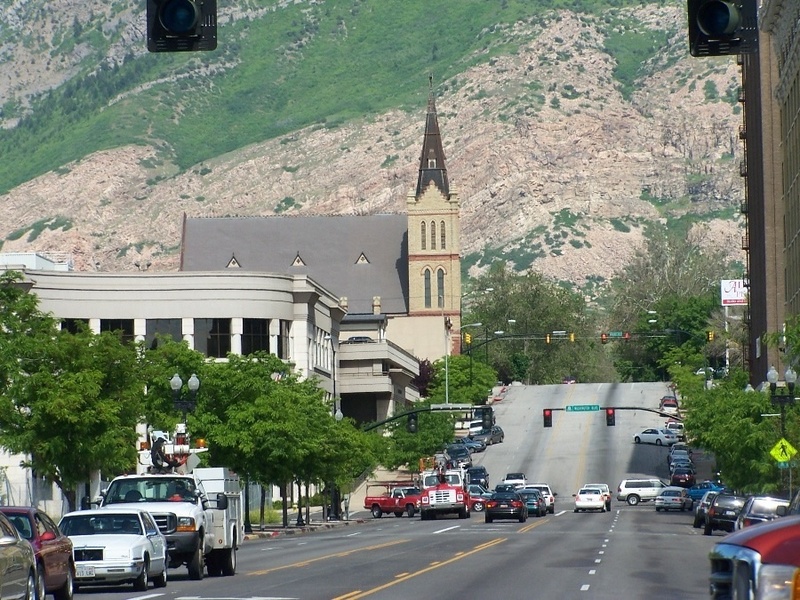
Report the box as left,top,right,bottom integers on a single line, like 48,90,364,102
1,506,74,600
518,489,547,517
485,491,528,523
734,495,789,530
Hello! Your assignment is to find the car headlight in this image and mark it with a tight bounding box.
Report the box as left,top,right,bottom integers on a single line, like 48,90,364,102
757,564,800,600
177,517,196,532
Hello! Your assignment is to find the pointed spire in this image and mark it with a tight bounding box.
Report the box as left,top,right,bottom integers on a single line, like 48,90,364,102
415,79,450,198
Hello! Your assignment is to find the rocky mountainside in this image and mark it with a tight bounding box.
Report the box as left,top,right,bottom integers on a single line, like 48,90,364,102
0,2,745,298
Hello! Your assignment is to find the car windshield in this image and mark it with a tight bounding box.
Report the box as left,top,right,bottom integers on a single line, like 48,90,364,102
61,514,142,536
579,489,600,495
492,492,519,500
104,477,197,503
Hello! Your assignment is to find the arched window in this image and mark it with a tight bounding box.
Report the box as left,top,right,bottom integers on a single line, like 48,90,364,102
424,269,432,308
437,269,445,308
440,220,446,249
421,222,426,250
430,221,436,250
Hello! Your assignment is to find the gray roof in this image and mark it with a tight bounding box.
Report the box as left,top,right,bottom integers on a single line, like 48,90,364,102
181,214,409,315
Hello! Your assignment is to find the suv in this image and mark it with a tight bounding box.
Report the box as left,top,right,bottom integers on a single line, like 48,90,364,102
704,493,747,535
466,466,489,488
617,478,668,505
524,484,556,514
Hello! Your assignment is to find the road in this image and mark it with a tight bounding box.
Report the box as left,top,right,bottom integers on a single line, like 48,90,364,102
77,382,721,600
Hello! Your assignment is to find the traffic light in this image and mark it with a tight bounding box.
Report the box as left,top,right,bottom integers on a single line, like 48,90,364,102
482,411,493,430
707,330,715,342
464,332,472,345
406,413,418,434
601,333,609,344
606,408,616,427
569,332,575,342
147,0,217,53
687,0,757,58
543,409,552,428
545,334,551,344
623,332,631,342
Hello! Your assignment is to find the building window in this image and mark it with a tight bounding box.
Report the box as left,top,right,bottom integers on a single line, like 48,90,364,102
61,319,89,334
430,221,436,250
145,319,183,348
424,269,432,308
437,269,445,308
194,318,231,358
100,319,135,344
421,222,426,250
278,320,291,360
242,318,270,355
440,220,446,249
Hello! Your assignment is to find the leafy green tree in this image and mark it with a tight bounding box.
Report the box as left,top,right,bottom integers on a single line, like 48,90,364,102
0,273,144,509
378,400,455,471
426,354,496,405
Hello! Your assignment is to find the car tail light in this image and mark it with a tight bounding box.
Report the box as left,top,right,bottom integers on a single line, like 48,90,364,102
487,501,497,509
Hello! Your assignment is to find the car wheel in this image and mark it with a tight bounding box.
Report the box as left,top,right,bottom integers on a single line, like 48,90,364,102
634,436,641,444
626,495,640,506
188,544,204,580
485,515,493,523
152,563,168,588
655,507,661,512
25,570,36,600
693,515,701,528
656,439,663,446
133,559,150,591
53,564,74,600
35,562,46,600
406,505,416,518
548,505,554,514
371,506,383,519
472,501,484,512
704,522,712,536
220,543,237,577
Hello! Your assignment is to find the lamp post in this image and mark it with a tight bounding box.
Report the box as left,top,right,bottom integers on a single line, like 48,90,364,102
323,335,342,521
767,365,797,438
170,373,200,422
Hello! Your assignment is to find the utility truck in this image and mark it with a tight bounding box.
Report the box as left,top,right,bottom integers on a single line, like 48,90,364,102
418,466,470,520
85,425,243,580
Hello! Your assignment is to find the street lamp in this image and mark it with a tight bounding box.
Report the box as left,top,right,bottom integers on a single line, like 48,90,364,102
324,335,343,421
767,365,797,437
170,373,200,421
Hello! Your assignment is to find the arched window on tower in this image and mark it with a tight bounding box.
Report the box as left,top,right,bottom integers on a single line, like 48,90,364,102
440,220,446,249
430,221,436,250
421,222,426,250
437,269,445,308
424,269,432,308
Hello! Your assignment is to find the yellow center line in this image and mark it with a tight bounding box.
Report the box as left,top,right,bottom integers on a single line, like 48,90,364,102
332,538,507,599
518,518,549,534
248,539,410,576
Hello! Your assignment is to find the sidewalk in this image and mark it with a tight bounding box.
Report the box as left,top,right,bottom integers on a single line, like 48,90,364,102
243,466,410,540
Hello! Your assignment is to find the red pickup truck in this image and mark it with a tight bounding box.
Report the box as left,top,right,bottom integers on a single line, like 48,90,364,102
363,482,421,518
709,512,800,598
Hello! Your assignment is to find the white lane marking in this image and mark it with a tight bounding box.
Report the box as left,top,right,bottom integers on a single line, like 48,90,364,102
581,585,591,591
589,569,596,575
433,525,461,534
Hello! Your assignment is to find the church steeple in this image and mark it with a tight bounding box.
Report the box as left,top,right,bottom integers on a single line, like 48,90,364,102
415,82,450,198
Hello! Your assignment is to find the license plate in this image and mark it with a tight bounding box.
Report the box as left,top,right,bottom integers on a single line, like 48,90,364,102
76,565,95,578
724,510,735,516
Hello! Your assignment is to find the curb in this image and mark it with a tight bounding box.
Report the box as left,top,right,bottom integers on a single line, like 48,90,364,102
243,517,368,540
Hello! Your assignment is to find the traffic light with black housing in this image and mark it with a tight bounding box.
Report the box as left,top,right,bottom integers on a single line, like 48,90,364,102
606,408,616,427
707,330,715,342
148,0,217,53
687,0,757,57
543,409,552,428
406,413,418,434
482,410,493,430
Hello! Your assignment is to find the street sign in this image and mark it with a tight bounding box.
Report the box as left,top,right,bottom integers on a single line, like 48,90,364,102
565,404,600,412
770,438,798,463
609,331,623,338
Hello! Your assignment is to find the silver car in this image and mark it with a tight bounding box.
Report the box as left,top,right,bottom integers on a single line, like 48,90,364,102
59,509,167,591
0,511,36,600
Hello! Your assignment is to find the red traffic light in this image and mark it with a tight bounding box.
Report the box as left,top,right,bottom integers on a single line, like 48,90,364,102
543,409,553,428
606,408,616,427
601,333,609,344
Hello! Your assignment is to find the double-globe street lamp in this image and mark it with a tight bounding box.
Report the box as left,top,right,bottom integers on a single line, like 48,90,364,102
323,335,343,521
170,373,200,421
766,365,798,438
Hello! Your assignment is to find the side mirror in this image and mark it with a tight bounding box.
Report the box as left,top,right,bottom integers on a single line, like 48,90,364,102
80,496,91,510
215,493,228,511
777,505,788,517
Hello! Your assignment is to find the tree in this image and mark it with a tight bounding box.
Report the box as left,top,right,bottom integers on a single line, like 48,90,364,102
378,400,454,471
0,273,145,509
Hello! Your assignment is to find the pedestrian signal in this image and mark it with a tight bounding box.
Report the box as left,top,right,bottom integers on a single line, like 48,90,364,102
606,408,616,427
464,332,472,345
543,409,553,428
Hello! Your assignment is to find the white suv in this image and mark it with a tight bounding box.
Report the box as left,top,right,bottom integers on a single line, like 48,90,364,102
524,484,556,513
616,478,668,506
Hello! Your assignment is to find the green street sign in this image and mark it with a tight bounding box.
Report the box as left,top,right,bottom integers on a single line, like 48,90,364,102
565,404,600,412
609,331,623,337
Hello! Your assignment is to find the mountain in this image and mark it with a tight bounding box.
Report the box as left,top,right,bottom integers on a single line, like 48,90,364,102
0,0,745,299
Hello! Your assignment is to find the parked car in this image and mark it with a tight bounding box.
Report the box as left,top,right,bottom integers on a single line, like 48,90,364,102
517,488,547,517
468,420,485,435
669,442,693,457
0,510,36,600
688,480,726,502
735,495,789,530
633,428,678,446
451,436,485,453
466,466,490,488
524,484,556,514
467,484,492,512
573,488,607,512
444,444,472,469
659,396,680,415
502,473,528,488
59,508,168,590
670,466,696,488
469,425,504,445
617,478,669,506
665,420,686,441
484,491,528,523
693,490,720,528
582,483,612,511
704,493,747,535
0,506,74,600
654,487,693,511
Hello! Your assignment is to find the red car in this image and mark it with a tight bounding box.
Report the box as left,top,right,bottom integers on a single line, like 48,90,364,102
670,467,696,488
0,507,74,600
